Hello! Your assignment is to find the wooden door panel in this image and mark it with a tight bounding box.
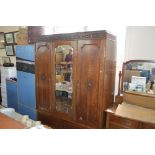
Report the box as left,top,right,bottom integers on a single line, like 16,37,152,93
36,43,52,112
77,40,101,127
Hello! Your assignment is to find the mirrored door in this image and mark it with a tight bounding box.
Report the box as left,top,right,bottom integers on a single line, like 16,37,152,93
55,45,73,114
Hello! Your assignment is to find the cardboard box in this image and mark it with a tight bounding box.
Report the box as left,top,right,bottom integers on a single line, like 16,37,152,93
123,91,155,110
124,70,141,82
116,102,155,124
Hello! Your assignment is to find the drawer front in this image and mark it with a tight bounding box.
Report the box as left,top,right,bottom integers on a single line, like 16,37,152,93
109,114,140,129
142,122,155,129
37,111,89,129
58,121,82,129
109,123,128,129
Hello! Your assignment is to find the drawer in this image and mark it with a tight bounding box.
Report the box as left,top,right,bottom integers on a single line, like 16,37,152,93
43,117,76,129
142,122,155,129
109,114,140,129
58,120,81,129
37,111,83,129
109,122,128,129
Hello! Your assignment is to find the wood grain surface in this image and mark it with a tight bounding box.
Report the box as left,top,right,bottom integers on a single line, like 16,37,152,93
0,113,27,129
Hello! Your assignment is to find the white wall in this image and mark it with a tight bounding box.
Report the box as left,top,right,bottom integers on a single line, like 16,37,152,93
110,27,126,96
125,26,155,61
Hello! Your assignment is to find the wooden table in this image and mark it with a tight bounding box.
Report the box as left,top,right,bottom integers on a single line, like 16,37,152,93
0,112,27,129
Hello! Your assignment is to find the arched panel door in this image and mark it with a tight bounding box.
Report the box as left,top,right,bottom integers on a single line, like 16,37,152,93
76,40,104,128
35,42,52,112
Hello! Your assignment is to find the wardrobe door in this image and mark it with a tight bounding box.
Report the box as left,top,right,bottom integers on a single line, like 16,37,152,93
76,40,103,127
35,42,52,112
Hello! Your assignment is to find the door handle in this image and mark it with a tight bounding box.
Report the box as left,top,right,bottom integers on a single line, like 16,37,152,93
41,74,46,81
87,80,93,88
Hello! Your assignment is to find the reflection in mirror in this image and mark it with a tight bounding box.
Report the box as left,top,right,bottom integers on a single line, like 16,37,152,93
123,61,155,94
55,45,73,114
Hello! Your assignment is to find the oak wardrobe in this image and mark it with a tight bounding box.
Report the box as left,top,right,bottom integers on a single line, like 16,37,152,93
35,31,116,128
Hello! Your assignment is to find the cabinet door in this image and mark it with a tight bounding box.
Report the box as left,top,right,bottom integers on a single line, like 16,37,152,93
76,40,104,127
17,71,36,109
35,42,52,112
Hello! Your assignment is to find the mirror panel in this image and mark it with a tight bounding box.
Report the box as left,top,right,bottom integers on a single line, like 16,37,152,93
123,60,155,94
55,45,73,114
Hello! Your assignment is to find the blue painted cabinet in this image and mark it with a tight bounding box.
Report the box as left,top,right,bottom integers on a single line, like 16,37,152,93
6,80,18,112
16,45,35,61
17,71,36,109
16,45,36,120
18,104,36,120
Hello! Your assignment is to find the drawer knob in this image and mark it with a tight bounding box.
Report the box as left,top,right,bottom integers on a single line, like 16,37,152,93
79,117,83,120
